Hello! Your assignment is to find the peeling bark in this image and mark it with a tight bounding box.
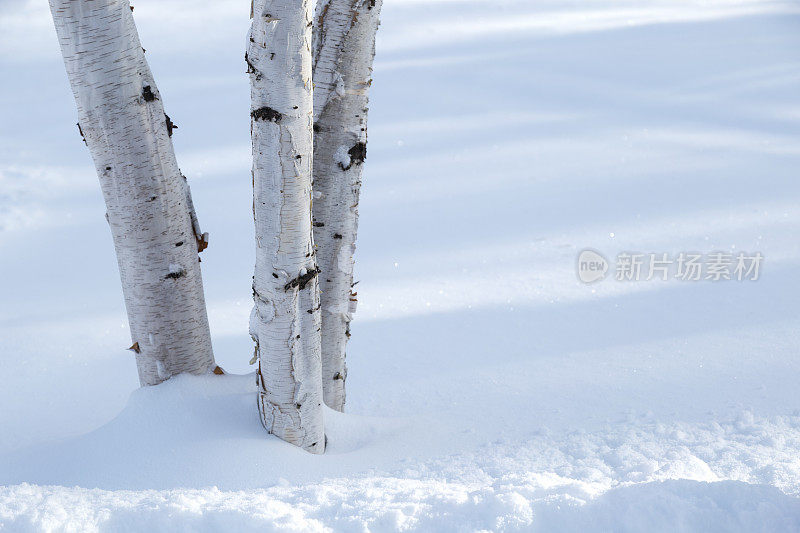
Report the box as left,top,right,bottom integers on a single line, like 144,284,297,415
312,0,383,411
248,0,325,453
49,0,216,386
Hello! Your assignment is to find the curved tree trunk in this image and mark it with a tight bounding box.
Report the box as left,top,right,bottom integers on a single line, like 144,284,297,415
49,0,216,386
248,0,325,453
312,0,383,411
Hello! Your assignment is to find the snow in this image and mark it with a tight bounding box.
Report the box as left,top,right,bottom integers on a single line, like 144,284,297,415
4,477,800,533
2,0,800,530
333,146,352,171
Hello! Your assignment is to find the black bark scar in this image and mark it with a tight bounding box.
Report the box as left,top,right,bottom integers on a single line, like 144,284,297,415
284,267,320,291
245,52,262,80
142,85,157,102
76,123,87,145
165,114,177,136
349,142,367,164
339,142,367,171
251,106,283,123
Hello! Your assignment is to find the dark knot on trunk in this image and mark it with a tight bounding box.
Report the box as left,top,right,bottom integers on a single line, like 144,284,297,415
251,106,283,123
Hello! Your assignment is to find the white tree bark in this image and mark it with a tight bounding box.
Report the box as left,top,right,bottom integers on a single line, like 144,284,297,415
311,0,383,411
49,0,216,387
248,0,325,453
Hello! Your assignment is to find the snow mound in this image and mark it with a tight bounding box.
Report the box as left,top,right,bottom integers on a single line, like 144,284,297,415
2,480,800,532
2,376,800,531
0,374,411,490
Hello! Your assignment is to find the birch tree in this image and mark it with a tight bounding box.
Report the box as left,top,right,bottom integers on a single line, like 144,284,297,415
247,0,326,453
49,0,217,386
311,0,383,411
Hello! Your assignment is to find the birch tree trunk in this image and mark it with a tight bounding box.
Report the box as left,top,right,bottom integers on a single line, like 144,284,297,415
311,0,383,411
248,0,325,453
49,0,216,386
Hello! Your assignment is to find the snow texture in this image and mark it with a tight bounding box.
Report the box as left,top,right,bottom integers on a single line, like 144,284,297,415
1,0,800,530
333,145,352,170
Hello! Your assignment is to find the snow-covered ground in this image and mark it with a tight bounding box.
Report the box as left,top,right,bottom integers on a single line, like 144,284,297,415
2,0,800,530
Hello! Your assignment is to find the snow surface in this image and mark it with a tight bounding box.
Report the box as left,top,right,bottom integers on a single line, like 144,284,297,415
2,0,800,530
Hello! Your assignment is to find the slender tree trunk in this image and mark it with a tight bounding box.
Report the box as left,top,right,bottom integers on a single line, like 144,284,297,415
248,0,325,453
49,0,216,386
311,0,383,411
